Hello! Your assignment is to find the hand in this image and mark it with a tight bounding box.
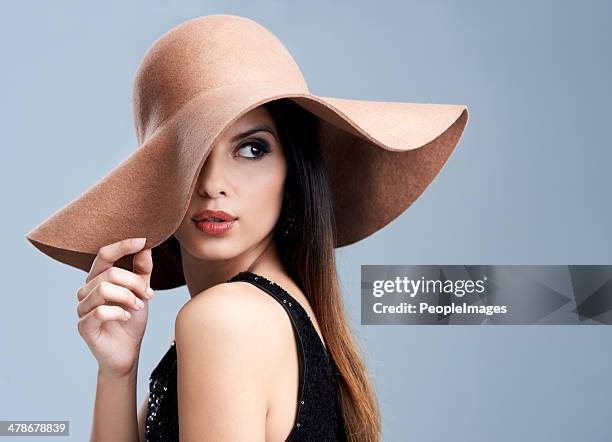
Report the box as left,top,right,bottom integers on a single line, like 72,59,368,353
76,237,154,377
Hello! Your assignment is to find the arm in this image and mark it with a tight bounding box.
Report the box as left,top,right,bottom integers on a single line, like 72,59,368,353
174,284,273,441
136,392,149,442
90,366,140,442
76,238,154,442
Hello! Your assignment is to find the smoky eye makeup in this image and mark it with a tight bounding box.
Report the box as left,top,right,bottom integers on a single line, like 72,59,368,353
234,138,272,160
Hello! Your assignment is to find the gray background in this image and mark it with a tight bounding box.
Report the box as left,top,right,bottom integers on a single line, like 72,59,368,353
2,1,611,441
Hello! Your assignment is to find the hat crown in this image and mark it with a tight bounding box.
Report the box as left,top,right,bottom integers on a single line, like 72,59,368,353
132,15,309,142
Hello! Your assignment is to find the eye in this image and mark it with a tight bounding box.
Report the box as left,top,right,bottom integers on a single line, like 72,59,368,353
235,139,271,160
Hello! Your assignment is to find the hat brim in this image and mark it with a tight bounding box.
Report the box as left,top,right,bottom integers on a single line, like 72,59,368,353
25,82,468,289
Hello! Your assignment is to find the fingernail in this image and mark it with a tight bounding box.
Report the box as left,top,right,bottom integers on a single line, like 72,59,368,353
147,287,155,298
132,237,146,247
124,310,131,320
135,297,145,309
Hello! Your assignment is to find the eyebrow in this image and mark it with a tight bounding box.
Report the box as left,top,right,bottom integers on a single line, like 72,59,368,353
230,124,278,143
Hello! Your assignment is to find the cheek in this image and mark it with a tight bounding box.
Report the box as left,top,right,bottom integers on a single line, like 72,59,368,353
242,175,284,219
237,170,285,232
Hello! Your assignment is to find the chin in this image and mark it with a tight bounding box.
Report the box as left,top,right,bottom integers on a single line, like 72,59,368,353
188,238,240,260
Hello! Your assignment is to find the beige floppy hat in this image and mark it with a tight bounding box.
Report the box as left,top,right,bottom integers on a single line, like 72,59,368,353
25,14,469,290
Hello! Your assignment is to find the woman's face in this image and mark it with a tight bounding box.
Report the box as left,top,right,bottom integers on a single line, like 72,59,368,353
173,105,287,262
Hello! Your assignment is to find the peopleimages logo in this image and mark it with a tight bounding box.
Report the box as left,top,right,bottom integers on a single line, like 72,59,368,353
372,276,487,298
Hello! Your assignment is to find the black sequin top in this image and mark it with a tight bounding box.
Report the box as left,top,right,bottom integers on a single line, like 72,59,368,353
144,271,346,441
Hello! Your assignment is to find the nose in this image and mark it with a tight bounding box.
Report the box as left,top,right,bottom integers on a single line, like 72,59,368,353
196,150,228,198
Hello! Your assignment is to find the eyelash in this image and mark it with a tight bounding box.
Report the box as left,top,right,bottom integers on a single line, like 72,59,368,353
234,139,271,161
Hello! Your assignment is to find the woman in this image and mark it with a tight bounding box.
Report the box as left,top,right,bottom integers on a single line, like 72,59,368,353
26,14,468,442
80,99,364,441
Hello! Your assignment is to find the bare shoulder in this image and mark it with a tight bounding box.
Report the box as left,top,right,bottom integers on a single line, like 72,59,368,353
174,280,298,391
173,281,297,438
174,280,285,371
175,280,294,341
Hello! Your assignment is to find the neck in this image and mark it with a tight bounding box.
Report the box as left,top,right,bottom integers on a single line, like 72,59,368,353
180,233,285,298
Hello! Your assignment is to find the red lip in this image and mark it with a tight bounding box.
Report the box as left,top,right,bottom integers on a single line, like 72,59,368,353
192,210,237,222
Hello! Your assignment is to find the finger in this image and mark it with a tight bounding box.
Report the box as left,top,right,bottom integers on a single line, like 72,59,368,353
78,266,149,302
77,305,131,336
76,280,145,319
132,248,154,290
86,237,147,283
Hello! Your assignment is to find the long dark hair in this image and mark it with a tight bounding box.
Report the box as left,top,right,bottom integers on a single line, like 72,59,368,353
262,98,381,442
157,98,381,441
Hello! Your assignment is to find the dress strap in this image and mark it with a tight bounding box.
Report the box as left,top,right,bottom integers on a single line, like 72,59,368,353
227,271,329,355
